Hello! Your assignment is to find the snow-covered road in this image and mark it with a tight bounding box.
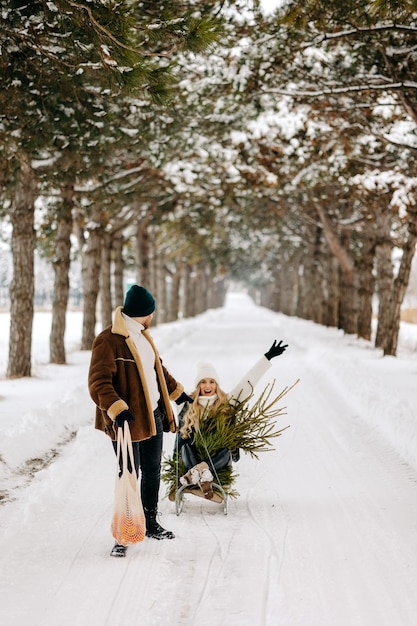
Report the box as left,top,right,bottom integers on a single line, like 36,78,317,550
1,293,417,625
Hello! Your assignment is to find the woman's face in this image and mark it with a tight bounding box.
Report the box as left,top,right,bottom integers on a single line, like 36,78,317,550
199,378,217,396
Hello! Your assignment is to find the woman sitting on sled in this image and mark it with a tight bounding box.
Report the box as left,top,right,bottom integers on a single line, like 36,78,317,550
173,339,288,500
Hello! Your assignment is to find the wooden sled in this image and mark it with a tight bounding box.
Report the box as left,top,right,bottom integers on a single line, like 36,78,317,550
171,482,228,516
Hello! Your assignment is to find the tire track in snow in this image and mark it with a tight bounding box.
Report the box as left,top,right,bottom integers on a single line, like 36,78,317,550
176,500,234,625
243,465,291,625
275,354,417,625
159,495,247,626
189,504,238,620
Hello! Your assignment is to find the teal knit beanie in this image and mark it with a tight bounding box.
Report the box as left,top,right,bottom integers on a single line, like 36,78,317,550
123,285,156,317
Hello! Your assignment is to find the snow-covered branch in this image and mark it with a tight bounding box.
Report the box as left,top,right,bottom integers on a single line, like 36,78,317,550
304,22,417,49
260,81,417,99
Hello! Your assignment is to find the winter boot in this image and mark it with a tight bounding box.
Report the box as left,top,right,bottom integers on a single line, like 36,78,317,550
198,465,214,500
110,543,127,557
180,462,214,499
144,508,175,540
179,465,200,486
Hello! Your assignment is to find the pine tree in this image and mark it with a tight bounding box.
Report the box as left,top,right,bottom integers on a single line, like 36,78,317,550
0,0,225,376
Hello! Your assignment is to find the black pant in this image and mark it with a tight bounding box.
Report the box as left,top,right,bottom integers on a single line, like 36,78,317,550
113,408,163,511
179,440,232,474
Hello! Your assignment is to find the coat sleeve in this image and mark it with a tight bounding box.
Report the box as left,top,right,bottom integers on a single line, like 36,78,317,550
228,356,272,404
88,332,128,419
160,359,184,401
174,403,190,451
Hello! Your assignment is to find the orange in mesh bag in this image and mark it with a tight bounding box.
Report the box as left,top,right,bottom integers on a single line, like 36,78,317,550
111,421,146,545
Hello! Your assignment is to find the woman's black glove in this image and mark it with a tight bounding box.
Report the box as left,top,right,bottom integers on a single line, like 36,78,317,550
264,340,288,360
115,410,135,428
175,391,193,405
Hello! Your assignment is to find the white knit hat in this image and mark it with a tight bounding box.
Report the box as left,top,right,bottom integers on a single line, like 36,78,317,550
194,362,220,388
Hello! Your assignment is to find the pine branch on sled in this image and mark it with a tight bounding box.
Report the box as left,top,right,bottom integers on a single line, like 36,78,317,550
196,379,298,460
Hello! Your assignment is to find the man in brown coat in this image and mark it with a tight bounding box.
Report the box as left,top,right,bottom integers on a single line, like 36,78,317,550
88,284,191,556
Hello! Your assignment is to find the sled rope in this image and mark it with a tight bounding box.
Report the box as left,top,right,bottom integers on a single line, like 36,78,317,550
175,428,180,488
174,424,223,488
198,431,223,487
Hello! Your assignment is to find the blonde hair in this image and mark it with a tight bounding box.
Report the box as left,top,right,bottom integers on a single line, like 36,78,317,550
180,385,229,438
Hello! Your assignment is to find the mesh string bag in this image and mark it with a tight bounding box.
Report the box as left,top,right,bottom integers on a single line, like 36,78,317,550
111,421,146,545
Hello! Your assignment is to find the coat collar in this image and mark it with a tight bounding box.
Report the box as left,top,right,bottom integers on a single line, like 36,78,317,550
111,306,129,337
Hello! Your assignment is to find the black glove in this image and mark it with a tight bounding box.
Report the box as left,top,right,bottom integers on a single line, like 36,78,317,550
175,391,193,405
115,410,135,428
264,340,288,360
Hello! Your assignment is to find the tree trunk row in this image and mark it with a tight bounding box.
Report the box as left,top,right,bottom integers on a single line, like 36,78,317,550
261,207,416,357
6,174,416,378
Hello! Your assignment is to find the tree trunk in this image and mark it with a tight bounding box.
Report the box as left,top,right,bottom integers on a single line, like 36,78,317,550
298,253,313,321
381,211,417,356
281,256,300,316
336,231,358,334
314,203,358,332
265,267,279,311
375,210,394,349
295,222,325,321
80,216,101,350
212,272,227,309
338,269,358,334
154,250,166,324
311,226,325,324
295,257,306,319
7,159,37,378
206,270,214,310
260,280,274,309
356,234,376,341
324,255,339,327
185,264,200,317
100,231,113,328
182,263,194,318
169,261,182,321
315,203,355,279
50,184,73,364
113,232,124,307
195,264,207,314
136,216,151,286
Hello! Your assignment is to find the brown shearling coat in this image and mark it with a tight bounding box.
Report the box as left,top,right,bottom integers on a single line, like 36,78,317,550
88,306,184,442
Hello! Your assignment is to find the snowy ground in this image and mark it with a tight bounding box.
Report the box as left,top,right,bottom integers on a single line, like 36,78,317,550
1,292,417,626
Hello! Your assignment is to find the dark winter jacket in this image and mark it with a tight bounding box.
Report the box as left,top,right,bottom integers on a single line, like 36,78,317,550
88,306,183,442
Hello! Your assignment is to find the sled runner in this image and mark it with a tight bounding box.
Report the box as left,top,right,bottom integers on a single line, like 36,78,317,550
169,433,230,515
164,418,231,516
170,481,228,515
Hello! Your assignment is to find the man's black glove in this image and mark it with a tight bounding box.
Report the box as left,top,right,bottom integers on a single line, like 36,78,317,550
175,391,193,405
264,340,288,360
115,410,135,428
